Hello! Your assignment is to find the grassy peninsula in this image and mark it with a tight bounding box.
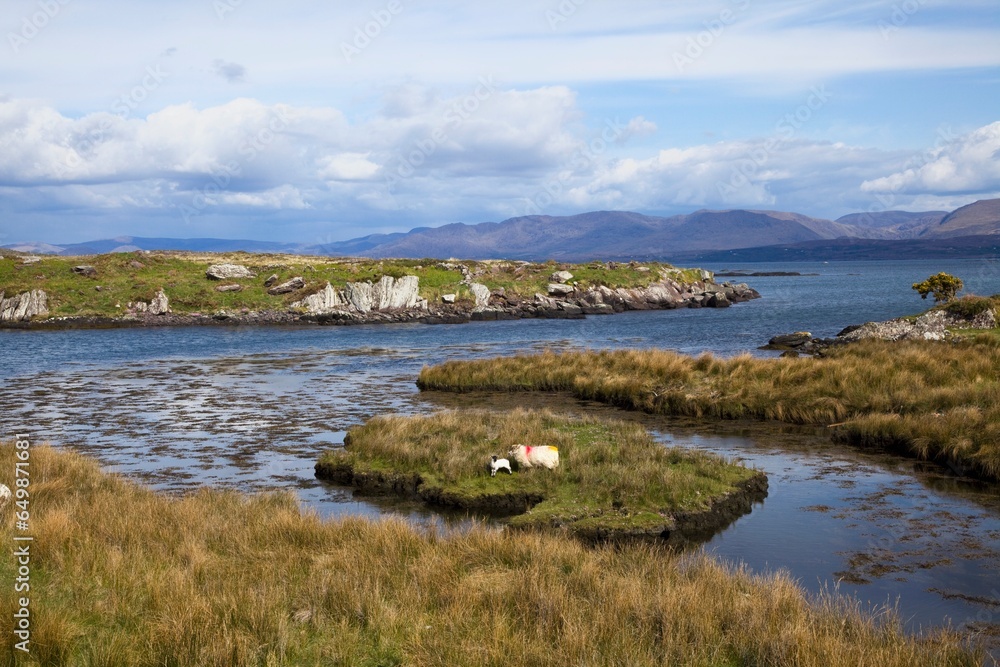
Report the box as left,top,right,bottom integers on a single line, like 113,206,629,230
0,442,980,666
0,249,703,320
418,338,1000,481
316,409,766,543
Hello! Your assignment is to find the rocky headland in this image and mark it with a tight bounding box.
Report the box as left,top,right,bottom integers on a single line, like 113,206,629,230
0,252,760,329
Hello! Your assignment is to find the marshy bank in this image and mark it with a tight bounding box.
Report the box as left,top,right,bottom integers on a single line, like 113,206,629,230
417,338,1000,482
0,442,983,666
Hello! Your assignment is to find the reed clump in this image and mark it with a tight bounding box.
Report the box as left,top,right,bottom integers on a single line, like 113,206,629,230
418,338,1000,481
0,442,980,666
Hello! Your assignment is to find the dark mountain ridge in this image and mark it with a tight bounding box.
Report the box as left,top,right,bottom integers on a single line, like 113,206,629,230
6,199,999,262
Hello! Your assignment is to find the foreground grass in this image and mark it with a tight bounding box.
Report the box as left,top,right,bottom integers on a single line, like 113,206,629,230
0,443,980,666
0,250,697,319
317,409,762,540
418,338,1000,481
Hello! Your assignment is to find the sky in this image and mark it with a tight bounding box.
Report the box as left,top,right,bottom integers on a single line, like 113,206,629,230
1,0,999,246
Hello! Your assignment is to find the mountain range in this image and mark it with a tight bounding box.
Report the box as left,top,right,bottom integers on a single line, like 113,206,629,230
6,199,1000,262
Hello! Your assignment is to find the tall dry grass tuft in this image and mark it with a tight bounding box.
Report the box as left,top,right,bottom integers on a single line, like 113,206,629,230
0,442,981,666
419,339,1000,481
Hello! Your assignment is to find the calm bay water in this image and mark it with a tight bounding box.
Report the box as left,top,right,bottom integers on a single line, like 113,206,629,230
3,258,1000,653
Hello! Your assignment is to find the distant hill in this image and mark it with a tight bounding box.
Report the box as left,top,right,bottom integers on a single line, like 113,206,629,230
835,210,947,238
921,199,1000,238
4,236,308,256
678,235,1000,263
6,199,1000,262
343,209,885,261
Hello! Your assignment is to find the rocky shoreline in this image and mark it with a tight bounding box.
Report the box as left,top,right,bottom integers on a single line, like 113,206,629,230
0,265,761,330
763,305,998,355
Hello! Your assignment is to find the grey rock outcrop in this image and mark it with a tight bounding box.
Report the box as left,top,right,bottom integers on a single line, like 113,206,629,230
207,264,256,280
441,294,456,304
294,276,427,315
971,309,997,330
268,277,305,295
264,274,279,287
0,290,48,321
548,283,575,297
215,284,244,293
841,310,951,342
469,283,491,308
149,289,170,315
293,282,344,312
72,265,97,277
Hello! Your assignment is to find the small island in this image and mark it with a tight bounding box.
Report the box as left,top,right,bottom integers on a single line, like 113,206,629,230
0,250,759,328
316,408,767,544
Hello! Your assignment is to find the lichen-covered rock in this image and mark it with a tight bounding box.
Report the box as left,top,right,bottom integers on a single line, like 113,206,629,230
215,284,244,293
0,289,48,321
72,265,97,277
548,283,575,297
206,264,256,280
149,289,170,315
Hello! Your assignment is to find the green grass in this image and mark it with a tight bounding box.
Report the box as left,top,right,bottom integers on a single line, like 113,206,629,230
317,409,760,540
0,252,703,320
0,442,981,666
418,339,1000,481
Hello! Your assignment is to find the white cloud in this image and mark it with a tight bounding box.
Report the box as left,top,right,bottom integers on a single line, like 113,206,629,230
861,121,1000,195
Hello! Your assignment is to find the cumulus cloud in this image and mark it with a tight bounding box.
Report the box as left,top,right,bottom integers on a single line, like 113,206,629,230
2,90,998,242
861,121,1000,195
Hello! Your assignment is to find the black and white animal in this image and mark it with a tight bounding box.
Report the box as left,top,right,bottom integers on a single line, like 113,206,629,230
488,455,512,477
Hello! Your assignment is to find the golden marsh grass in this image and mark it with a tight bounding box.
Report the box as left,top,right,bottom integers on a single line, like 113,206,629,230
418,338,1000,481
0,442,980,666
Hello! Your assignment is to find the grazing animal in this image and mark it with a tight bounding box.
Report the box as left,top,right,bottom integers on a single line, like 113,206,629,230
508,444,559,470
0,484,10,509
488,455,512,477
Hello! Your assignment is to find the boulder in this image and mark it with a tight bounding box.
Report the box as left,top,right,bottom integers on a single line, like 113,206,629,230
206,264,256,280
0,289,48,321
215,284,244,293
149,289,170,315
548,283,575,297
706,292,731,308
129,260,145,270
267,277,305,295
20,256,41,265
469,283,492,308
766,332,813,349
441,294,456,304
550,270,574,283
264,274,279,287
72,265,97,277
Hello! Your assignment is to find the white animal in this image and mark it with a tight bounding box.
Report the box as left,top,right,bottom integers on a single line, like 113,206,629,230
488,455,512,477
0,484,11,509
508,444,559,470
